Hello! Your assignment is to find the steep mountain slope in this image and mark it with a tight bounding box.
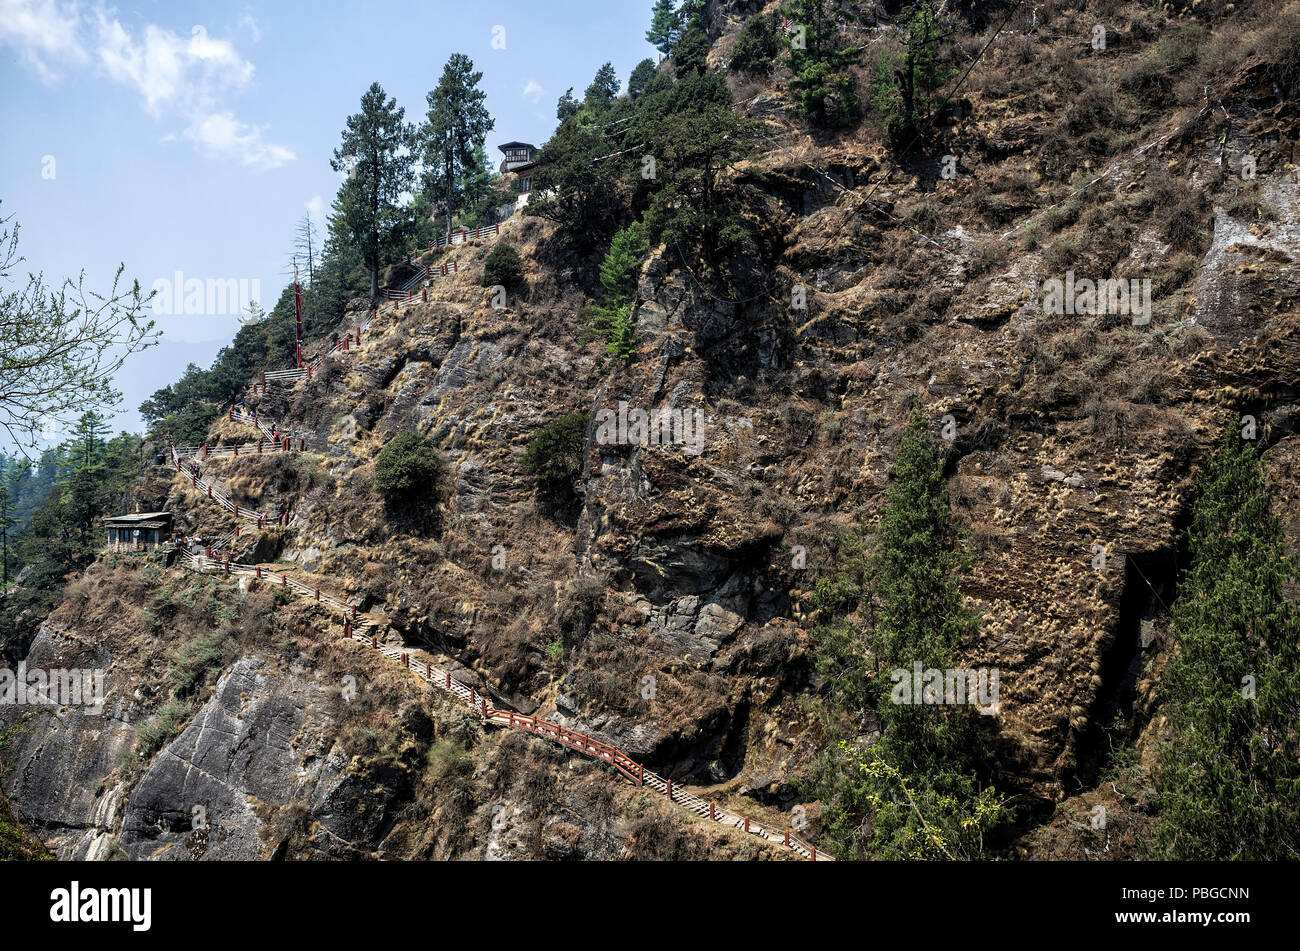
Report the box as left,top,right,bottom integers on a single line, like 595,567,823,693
3,0,1299,859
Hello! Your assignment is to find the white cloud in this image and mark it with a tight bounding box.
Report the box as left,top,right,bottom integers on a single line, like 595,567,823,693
0,1,291,168
522,79,545,104
186,111,295,168
238,11,261,43
0,0,88,81
305,195,325,225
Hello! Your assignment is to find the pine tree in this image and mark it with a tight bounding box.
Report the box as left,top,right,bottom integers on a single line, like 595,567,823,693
584,223,648,361
783,0,862,128
1154,424,1300,859
810,404,1008,859
647,0,679,57
58,411,109,540
330,83,415,299
672,25,710,76
603,308,638,361
869,1,954,143
0,476,15,586
873,405,975,677
675,0,706,32
628,58,658,99
556,88,580,122
421,54,495,237
584,63,620,107
641,93,761,265
899,2,954,134
598,223,649,307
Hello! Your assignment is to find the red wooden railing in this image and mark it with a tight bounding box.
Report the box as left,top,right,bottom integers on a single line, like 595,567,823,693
163,401,830,860
409,222,500,261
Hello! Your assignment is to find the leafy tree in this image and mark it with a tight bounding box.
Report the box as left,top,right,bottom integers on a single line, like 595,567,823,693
628,58,658,99
556,87,580,122
647,0,680,57
1154,425,1300,859
729,11,781,75
527,121,625,250
523,412,589,496
869,1,954,143
809,405,1008,859
783,0,862,128
0,206,158,450
641,89,761,266
673,26,710,76
330,83,416,298
420,54,496,238
584,62,620,108
373,431,445,512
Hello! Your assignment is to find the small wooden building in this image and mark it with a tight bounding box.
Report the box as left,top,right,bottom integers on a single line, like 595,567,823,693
498,141,538,214
498,141,537,174
104,512,173,552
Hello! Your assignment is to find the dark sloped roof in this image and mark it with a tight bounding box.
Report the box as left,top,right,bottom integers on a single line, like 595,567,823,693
103,512,171,527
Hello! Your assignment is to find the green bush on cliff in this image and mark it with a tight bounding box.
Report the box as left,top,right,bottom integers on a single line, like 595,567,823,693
481,242,525,295
522,413,589,494
374,431,446,510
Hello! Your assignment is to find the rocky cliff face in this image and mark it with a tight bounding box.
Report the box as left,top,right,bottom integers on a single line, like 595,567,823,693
3,0,1299,859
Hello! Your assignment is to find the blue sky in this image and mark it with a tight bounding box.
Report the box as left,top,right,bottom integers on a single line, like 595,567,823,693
0,0,660,445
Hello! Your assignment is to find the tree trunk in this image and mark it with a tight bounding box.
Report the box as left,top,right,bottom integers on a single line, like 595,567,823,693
370,268,378,299
445,142,455,238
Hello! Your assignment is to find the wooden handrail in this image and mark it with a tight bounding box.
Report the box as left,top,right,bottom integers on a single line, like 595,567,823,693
163,400,830,861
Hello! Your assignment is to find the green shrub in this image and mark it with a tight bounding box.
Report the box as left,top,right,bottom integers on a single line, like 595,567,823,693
0,789,50,860
729,12,781,75
374,431,446,508
168,632,227,698
135,699,194,759
481,242,525,294
522,413,589,493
